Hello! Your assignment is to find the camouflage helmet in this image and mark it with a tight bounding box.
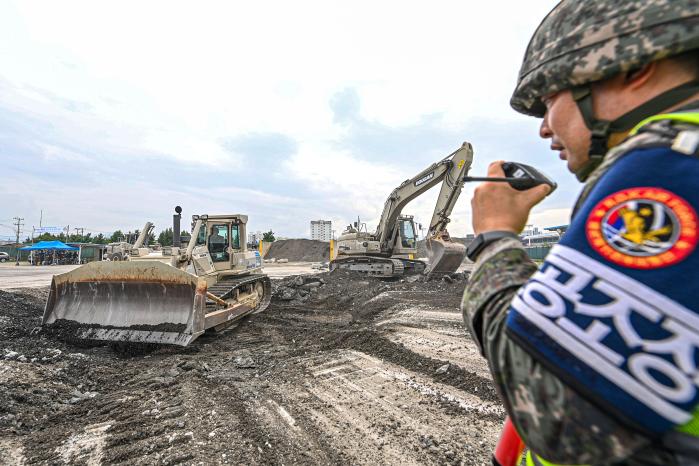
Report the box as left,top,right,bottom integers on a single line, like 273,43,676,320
511,0,699,117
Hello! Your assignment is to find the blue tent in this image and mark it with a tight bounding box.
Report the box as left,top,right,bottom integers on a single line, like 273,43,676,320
19,240,79,251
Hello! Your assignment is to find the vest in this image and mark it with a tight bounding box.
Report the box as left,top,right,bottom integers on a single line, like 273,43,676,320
519,109,699,466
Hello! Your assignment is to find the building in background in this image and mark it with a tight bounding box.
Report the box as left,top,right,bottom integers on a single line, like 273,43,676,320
520,224,541,237
310,220,332,242
517,224,569,261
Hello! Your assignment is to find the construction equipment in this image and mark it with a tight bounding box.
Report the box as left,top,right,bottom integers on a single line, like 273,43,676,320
331,142,474,277
43,212,271,346
103,222,154,261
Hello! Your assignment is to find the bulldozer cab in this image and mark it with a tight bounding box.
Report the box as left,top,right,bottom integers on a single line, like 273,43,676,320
189,214,260,278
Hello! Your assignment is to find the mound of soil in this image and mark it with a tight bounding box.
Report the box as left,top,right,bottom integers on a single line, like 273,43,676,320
272,268,468,318
266,239,330,262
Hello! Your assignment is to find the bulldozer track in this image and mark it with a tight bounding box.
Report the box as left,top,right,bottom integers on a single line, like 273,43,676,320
206,274,272,315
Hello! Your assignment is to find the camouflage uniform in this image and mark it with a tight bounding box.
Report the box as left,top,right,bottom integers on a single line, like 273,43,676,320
461,1,699,464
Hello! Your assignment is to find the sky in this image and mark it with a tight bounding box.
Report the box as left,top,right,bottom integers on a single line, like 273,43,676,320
0,0,571,242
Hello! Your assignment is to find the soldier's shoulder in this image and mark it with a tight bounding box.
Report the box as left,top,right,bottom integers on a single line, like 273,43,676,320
584,118,699,194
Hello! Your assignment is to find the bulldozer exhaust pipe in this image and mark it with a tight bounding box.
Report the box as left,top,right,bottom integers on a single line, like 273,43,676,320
173,206,182,248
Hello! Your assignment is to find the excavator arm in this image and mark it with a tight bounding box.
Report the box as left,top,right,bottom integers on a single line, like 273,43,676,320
427,144,473,238
133,222,155,249
374,142,473,256
423,143,473,274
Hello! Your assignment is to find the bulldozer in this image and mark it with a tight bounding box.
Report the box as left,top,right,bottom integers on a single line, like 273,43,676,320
331,142,474,277
43,213,271,346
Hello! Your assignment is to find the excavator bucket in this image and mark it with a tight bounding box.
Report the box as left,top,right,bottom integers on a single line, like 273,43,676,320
424,236,467,275
43,261,207,346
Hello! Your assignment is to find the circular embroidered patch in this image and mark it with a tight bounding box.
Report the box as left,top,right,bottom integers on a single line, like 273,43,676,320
586,187,698,269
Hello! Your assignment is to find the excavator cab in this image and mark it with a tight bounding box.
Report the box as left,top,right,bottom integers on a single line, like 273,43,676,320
399,217,417,249
392,215,418,257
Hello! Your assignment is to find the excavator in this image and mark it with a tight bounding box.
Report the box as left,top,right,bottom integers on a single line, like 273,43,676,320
331,142,473,277
102,221,155,261
42,212,271,346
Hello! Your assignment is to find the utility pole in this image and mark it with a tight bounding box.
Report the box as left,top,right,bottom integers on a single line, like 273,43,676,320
13,217,24,266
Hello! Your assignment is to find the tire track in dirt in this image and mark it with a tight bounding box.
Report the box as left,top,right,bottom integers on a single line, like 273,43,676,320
1,270,502,465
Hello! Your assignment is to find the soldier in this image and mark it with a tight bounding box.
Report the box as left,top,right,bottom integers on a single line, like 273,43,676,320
462,1,699,465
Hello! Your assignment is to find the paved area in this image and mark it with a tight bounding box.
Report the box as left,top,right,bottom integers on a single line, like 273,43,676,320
0,262,318,290
0,264,80,290
262,262,318,278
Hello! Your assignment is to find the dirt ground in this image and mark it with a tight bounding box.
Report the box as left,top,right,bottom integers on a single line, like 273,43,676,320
0,269,502,465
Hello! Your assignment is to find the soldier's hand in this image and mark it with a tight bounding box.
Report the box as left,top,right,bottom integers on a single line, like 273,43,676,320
471,161,551,235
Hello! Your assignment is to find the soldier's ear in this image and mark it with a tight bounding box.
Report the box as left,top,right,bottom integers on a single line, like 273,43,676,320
624,62,655,88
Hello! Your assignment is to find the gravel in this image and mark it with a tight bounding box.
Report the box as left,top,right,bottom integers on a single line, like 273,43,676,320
0,269,502,465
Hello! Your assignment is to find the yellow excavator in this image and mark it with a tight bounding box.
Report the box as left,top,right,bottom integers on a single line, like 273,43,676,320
331,142,474,277
43,212,271,346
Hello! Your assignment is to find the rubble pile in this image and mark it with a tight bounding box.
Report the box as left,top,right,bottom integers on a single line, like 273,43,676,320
272,268,469,316
265,239,330,262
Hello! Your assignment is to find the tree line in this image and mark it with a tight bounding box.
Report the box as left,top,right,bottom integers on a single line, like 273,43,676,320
26,228,185,246
25,228,276,245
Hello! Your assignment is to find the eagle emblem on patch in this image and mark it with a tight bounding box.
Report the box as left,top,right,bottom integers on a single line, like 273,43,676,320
586,187,698,269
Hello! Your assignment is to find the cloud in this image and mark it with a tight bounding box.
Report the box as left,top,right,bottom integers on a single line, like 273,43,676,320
0,76,576,239
282,90,556,237
221,132,298,164
329,88,467,166
0,0,572,239
330,88,361,124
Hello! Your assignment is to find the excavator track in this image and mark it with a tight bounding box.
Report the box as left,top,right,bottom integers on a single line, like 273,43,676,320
330,256,426,278
401,259,426,275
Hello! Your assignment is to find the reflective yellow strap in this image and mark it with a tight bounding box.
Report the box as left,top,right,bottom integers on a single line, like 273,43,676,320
526,450,536,466
630,112,699,135
677,405,699,437
526,450,588,466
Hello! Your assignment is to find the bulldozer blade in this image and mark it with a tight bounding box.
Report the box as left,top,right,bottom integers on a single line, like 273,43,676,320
424,237,467,275
43,261,206,346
